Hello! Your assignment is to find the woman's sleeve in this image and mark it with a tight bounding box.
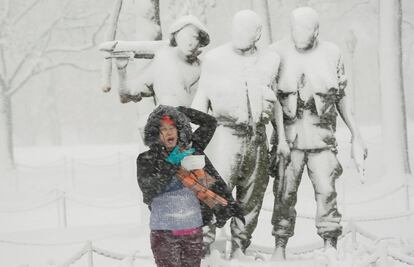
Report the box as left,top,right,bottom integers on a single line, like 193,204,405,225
136,153,180,205
177,106,217,151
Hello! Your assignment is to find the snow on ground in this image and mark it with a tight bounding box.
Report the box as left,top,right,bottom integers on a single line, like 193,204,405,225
0,123,414,266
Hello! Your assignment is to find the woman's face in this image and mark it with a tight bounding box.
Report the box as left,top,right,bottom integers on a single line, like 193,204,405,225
159,120,178,150
175,25,201,56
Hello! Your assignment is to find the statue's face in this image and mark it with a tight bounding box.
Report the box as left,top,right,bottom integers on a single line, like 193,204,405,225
175,25,201,56
232,22,260,51
231,10,261,51
290,11,319,51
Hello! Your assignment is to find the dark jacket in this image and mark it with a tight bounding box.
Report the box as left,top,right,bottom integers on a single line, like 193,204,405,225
137,105,243,227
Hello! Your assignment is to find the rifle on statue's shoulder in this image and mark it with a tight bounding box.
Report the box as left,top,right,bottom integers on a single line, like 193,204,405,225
99,40,168,60
98,40,168,103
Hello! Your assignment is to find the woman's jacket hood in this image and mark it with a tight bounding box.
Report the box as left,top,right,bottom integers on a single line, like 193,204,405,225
144,105,193,148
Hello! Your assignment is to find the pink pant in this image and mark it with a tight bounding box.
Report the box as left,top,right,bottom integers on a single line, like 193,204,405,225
150,228,203,267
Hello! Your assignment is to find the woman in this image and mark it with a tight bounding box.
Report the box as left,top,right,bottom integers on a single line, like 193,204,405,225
137,105,244,267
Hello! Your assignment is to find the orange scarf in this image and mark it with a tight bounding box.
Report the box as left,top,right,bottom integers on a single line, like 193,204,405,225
176,167,228,208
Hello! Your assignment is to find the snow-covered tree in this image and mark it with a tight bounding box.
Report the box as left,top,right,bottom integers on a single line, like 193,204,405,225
379,0,411,175
0,0,108,174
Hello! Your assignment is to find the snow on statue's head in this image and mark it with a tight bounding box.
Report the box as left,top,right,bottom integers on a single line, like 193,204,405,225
290,7,319,51
231,10,262,52
169,15,210,57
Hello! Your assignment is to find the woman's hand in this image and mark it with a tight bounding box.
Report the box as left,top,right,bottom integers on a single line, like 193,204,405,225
214,201,245,228
165,146,196,165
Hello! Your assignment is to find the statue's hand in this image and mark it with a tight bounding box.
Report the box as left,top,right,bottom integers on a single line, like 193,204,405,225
351,137,368,182
351,137,368,160
277,140,291,160
115,58,129,70
119,93,142,104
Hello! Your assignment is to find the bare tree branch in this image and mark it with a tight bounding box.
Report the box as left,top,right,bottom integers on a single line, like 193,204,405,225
10,0,71,76
6,62,99,97
8,56,30,87
12,0,43,25
339,0,373,18
49,62,100,72
5,15,62,86
63,11,101,20
4,0,105,97
0,44,7,78
6,66,39,97
32,16,64,49
0,0,11,23
0,0,12,33
28,0,71,50
0,70,7,90
56,23,107,31
45,13,109,53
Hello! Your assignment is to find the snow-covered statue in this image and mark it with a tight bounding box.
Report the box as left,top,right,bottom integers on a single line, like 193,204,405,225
191,9,287,257
269,7,368,260
100,15,209,106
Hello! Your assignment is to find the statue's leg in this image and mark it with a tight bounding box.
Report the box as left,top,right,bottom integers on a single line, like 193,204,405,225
230,135,269,257
271,149,306,260
228,124,272,257
306,149,343,249
202,125,241,257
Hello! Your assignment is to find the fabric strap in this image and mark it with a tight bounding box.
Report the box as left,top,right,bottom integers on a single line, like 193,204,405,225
176,167,228,208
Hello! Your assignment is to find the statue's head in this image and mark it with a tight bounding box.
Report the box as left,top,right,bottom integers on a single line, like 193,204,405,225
290,7,319,51
231,10,262,52
169,15,210,57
